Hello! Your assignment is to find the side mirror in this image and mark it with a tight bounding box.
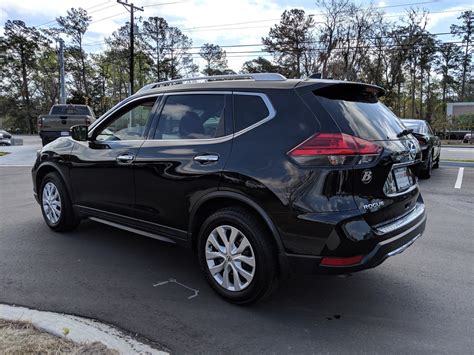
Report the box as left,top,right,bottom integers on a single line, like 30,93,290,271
70,125,88,141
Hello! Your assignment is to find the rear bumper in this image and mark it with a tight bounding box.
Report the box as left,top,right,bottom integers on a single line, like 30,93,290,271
285,203,426,274
39,131,66,142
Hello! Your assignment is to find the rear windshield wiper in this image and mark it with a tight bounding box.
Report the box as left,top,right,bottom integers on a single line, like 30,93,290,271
397,128,413,138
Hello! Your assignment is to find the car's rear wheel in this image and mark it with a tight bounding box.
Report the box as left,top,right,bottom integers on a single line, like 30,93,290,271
197,207,278,304
40,172,79,232
433,153,440,169
420,151,433,179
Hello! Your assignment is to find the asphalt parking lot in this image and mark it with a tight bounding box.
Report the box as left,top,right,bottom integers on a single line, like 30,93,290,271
0,139,473,353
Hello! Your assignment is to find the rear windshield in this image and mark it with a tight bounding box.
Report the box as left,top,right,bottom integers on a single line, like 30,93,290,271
312,85,405,141
402,121,424,134
51,106,91,116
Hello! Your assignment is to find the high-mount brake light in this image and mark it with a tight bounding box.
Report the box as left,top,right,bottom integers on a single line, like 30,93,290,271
288,133,382,166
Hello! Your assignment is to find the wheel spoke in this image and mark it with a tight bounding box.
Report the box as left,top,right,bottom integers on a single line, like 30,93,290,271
228,227,239,254
216,226,229,250
222,265,231,289
209,234,225,253
233,255,255,268
234,237,250,255
233,263,253,282
206,250,223,261
209,261,225,275
229,264,242,291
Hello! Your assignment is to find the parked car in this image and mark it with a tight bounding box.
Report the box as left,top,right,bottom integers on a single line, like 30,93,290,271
401,119,441,179
32,73,426,304
463,133,473,143
38,104,95,146
0,129,12,146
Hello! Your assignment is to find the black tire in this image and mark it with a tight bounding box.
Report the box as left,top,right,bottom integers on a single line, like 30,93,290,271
39,172,79,232
433,154,440,169
419,151,433,179
197,207,278,305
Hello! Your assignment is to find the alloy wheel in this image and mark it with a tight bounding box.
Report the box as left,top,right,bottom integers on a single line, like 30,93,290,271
42,182,62,224
205,225,256,292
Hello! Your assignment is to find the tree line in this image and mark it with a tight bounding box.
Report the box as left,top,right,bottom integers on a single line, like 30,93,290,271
0,0,472,133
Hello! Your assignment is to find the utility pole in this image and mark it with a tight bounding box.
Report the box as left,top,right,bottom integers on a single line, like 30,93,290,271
117,0,143,95
58,38,66,104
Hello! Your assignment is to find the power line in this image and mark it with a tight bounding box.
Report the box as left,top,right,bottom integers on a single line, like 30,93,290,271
36,1,115,28
82,29,467,48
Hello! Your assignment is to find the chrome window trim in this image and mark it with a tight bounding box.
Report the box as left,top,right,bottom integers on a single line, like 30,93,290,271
142,91,276,144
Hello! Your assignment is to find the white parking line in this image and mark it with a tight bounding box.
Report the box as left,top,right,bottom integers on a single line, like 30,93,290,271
0,165,33,167
454,168,464,189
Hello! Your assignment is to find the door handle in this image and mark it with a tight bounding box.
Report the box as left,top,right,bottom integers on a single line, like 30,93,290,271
116,153,135,164
194,154,219,164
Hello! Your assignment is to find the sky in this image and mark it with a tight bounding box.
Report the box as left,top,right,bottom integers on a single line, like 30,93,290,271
1,0,473,73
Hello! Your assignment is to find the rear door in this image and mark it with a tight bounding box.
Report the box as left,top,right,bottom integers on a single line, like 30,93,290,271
134,92,233,236
298,83,422,226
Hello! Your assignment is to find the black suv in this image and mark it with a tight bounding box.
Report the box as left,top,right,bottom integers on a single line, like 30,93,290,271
32,73,426,304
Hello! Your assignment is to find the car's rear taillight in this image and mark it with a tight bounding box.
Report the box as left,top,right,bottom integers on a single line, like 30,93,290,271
37,117,43,129
416,136,427,145
288,133,382,166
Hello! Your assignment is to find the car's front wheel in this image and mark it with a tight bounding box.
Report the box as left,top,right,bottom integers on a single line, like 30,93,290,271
197,208,278,304
40,172,79,232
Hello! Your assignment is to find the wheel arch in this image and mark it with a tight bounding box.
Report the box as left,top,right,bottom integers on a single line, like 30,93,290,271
188,191,285,254
35,163,71,198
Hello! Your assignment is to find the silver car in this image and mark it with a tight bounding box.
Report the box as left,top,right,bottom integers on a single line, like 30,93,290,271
463,133,473,144
0,130,12,146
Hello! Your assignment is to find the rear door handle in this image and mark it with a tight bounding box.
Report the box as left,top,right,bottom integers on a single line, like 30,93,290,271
116,153,135,164
194,154,219,164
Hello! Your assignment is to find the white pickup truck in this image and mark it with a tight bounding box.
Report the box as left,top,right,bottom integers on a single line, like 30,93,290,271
38,104,95,146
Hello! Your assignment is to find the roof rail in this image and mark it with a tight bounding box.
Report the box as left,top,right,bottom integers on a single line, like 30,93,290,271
136,73,287,94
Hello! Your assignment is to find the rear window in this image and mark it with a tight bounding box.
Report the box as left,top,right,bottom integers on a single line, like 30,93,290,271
313,85,405,141
233,94,269,132
51,106,92,116
402,121,425,133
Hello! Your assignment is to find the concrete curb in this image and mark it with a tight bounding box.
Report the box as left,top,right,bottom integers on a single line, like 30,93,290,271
0,304,168,355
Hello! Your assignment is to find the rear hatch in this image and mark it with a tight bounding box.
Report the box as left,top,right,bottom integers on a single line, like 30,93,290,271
295,82,422,226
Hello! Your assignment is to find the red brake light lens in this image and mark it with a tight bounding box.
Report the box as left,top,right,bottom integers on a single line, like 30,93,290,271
416,136,427,145
288,133,382,166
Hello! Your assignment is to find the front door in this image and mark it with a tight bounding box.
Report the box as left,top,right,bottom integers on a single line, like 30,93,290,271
69,96,160,217
134,93,233,236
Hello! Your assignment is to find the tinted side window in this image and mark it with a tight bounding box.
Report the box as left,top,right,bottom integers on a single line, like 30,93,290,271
154,94,225,140
426,123,434,134
233,94,270,132
95,98,157,141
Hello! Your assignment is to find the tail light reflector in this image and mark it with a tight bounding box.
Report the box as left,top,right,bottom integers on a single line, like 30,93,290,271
37,117,43,129
288,133,382,166
320,255,364,266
